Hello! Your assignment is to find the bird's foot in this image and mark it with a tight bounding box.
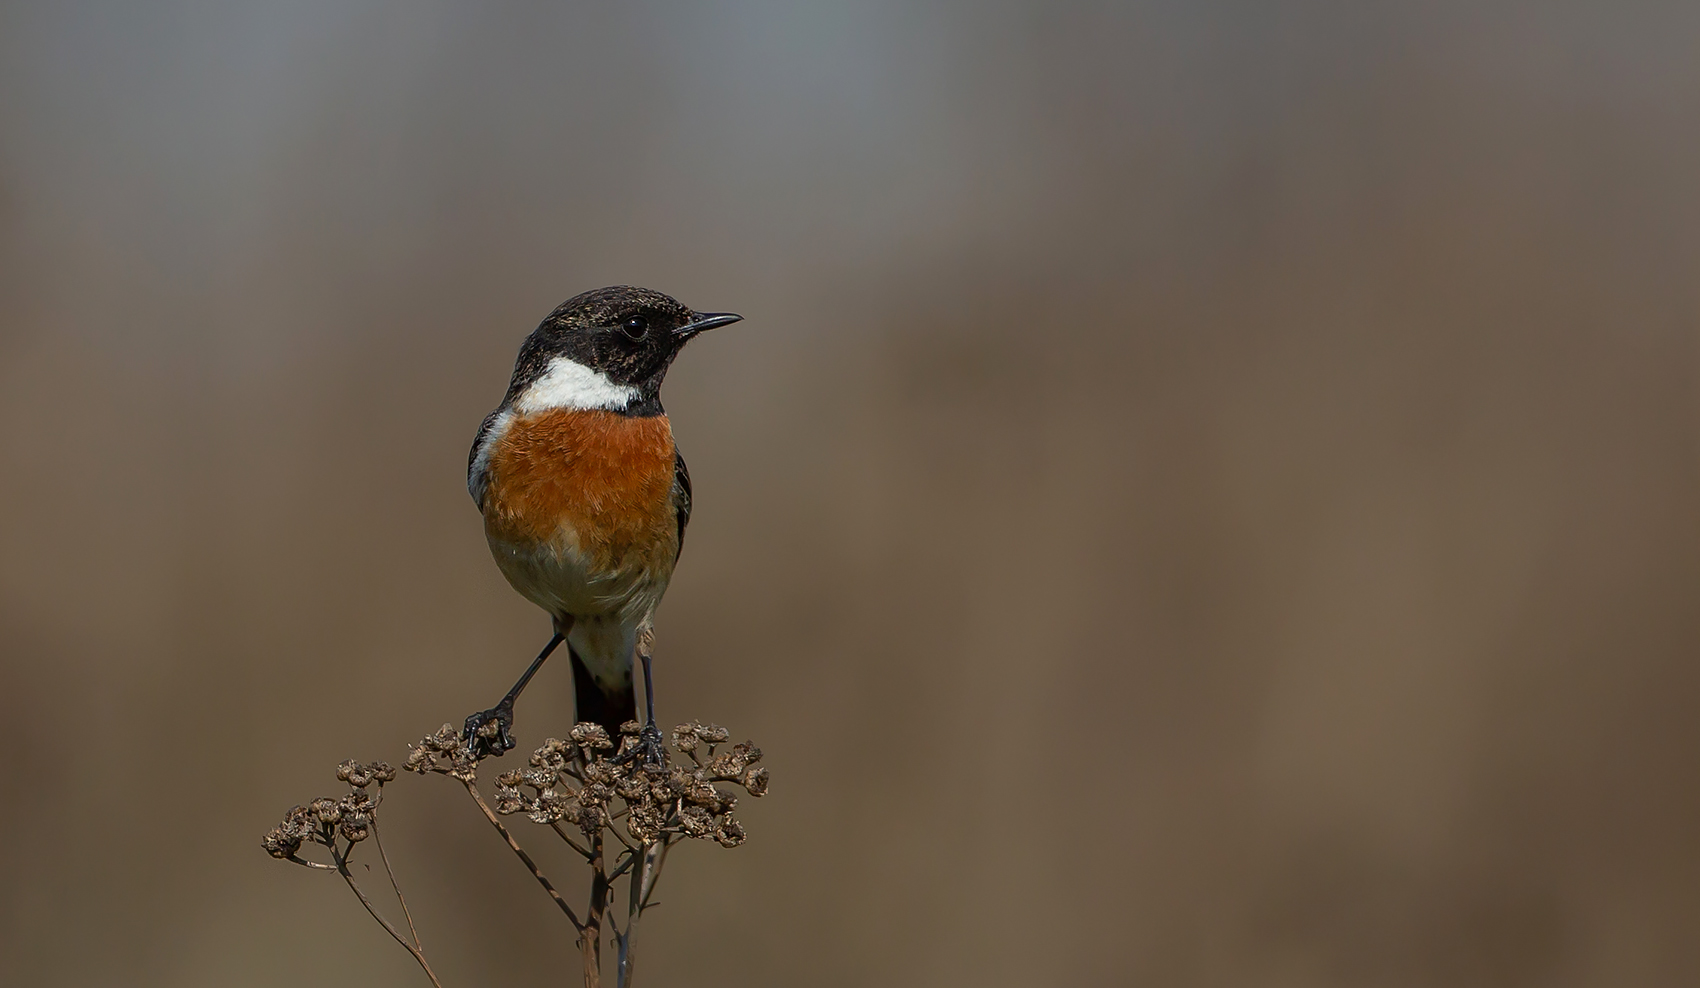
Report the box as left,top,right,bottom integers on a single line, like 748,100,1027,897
462,700,517,760
617,721,667,768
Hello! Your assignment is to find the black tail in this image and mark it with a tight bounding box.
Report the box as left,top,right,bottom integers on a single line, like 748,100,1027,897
569,645,636,736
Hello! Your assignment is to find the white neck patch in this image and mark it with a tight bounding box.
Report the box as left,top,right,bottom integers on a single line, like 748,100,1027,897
513,357,639,414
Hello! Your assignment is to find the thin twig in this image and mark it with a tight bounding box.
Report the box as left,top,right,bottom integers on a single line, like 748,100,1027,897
549,820,595,860
459,779,584,931
605,818,638,853
617,846,646,988
332,842,446,988
618,838,671,988
371,819,422,950
638,839,674,914
582,831,607,988
607,848,639,883
285,854,338,872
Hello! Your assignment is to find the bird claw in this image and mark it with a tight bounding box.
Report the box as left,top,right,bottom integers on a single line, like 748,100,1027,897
462,701,516,759
617,722,667,768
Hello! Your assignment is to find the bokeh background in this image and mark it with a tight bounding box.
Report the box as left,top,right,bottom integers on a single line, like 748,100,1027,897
3,2,1698,985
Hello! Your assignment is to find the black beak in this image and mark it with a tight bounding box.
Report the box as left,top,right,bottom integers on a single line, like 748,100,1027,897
675,312,742,339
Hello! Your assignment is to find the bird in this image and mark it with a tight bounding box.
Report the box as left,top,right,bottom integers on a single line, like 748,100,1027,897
461,285,740,762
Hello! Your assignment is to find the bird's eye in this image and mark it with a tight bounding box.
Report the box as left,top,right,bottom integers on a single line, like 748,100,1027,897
621,315,649,340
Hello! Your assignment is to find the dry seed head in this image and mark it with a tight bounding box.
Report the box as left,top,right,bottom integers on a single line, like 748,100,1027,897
407,724,468,774
683,779,720,806
262,809,308,858
678,806,713,836
282,805,316,837
714,816,746,848
493,785,525,815
531,738,571,771
532,788,579,825
341,715,770,864
406,724,480,779
261,751,394,860
261,828,300,858
309,798,342,826
335,759,394,788
704,743,760,780
338,791,376,830
569,723,613,750
627,803,664,843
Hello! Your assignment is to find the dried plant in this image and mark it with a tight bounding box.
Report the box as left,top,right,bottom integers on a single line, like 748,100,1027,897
264,719,768,988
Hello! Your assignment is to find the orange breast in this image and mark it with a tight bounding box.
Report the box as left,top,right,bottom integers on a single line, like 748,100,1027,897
483,409,677,572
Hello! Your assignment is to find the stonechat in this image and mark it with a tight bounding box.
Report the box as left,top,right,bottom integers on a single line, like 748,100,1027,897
461,286,740,761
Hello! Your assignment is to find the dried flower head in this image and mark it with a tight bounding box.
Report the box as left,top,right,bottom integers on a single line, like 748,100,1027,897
530,738,572,773
493,782,526,816
569,723,614,751
714,816,745,848
263,698,775,988
309,797,343,826
263,715,771,988
406,723,478,780
488,720,770,853
678,805,713,836
261,804,319,858
262,757,393,859
337,790,377,842
533,788,579,826
336,759,397,788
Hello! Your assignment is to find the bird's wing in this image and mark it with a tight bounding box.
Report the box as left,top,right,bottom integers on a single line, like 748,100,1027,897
672,449,692,562
467,408,507,509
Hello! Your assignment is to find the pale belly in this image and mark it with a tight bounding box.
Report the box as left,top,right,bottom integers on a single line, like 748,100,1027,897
486,528,675,690
485,527,674,621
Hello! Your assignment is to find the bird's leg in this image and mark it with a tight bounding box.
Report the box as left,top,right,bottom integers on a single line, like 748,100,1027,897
637,648,666,763
618,631,666,767
463,631,563,759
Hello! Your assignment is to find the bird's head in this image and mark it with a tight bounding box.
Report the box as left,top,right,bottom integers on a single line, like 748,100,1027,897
505,286,741,416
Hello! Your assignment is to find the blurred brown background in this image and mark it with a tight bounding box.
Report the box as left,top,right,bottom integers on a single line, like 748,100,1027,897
2,2,1698,986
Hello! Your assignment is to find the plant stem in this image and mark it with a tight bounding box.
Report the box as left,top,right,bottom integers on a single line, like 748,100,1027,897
458,779,584,931
371,819,422,949
549,820,595,860
332,842,445,988
582,830,607,988
618,838,672,988
285,854,338,871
